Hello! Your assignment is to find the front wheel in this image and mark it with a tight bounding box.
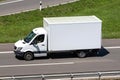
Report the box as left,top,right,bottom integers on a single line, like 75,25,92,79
77,51,87,58
24,52,34,61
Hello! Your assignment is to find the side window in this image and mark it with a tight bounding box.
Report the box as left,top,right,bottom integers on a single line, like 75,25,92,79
33,34,45,44
37,34,44,43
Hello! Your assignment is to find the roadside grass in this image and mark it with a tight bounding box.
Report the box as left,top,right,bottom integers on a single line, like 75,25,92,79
0,0,120,43
0,0,4,2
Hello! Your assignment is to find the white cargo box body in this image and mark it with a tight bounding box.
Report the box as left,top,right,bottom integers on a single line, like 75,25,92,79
44,16,102,51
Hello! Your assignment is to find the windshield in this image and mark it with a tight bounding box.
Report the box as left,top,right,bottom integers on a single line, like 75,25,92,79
24,31,36,43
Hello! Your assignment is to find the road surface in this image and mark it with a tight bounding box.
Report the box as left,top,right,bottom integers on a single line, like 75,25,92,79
0,0,120,78
0,39,120,76
0,0,78,16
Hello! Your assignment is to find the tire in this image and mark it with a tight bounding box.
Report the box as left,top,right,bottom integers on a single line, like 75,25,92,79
77,51,87,58
24,52,34,61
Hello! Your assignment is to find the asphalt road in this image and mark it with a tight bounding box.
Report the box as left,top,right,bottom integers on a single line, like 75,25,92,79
0,0,120,78
0,39,120,77
0,0,78,16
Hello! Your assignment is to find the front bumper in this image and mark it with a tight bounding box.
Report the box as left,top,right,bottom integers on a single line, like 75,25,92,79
14,50,24,57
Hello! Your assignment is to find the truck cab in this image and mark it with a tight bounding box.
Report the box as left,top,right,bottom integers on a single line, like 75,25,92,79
14,28,47,60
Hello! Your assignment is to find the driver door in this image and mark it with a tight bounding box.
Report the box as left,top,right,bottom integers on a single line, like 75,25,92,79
33,34,47,57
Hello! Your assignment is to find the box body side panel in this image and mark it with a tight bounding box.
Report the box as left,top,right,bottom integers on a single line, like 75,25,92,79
45,22,101,51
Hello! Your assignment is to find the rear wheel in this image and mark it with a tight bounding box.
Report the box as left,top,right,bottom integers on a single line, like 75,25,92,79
24,52,34,61
77,51,87,58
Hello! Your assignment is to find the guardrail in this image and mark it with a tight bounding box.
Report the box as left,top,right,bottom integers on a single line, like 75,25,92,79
0,70,120,80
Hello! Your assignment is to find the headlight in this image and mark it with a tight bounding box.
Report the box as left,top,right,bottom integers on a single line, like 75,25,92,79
16,47,22,51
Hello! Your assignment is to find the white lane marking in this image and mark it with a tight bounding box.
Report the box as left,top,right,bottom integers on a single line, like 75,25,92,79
0,46,120,54
0,51,13,54
74,59,114,63
0,62,74,68
105,46,120,49
0,0,24,5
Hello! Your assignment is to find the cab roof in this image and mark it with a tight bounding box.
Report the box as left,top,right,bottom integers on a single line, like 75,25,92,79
33,28,46,35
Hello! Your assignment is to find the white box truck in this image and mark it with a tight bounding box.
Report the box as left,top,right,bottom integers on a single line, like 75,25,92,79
14,16,102,60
